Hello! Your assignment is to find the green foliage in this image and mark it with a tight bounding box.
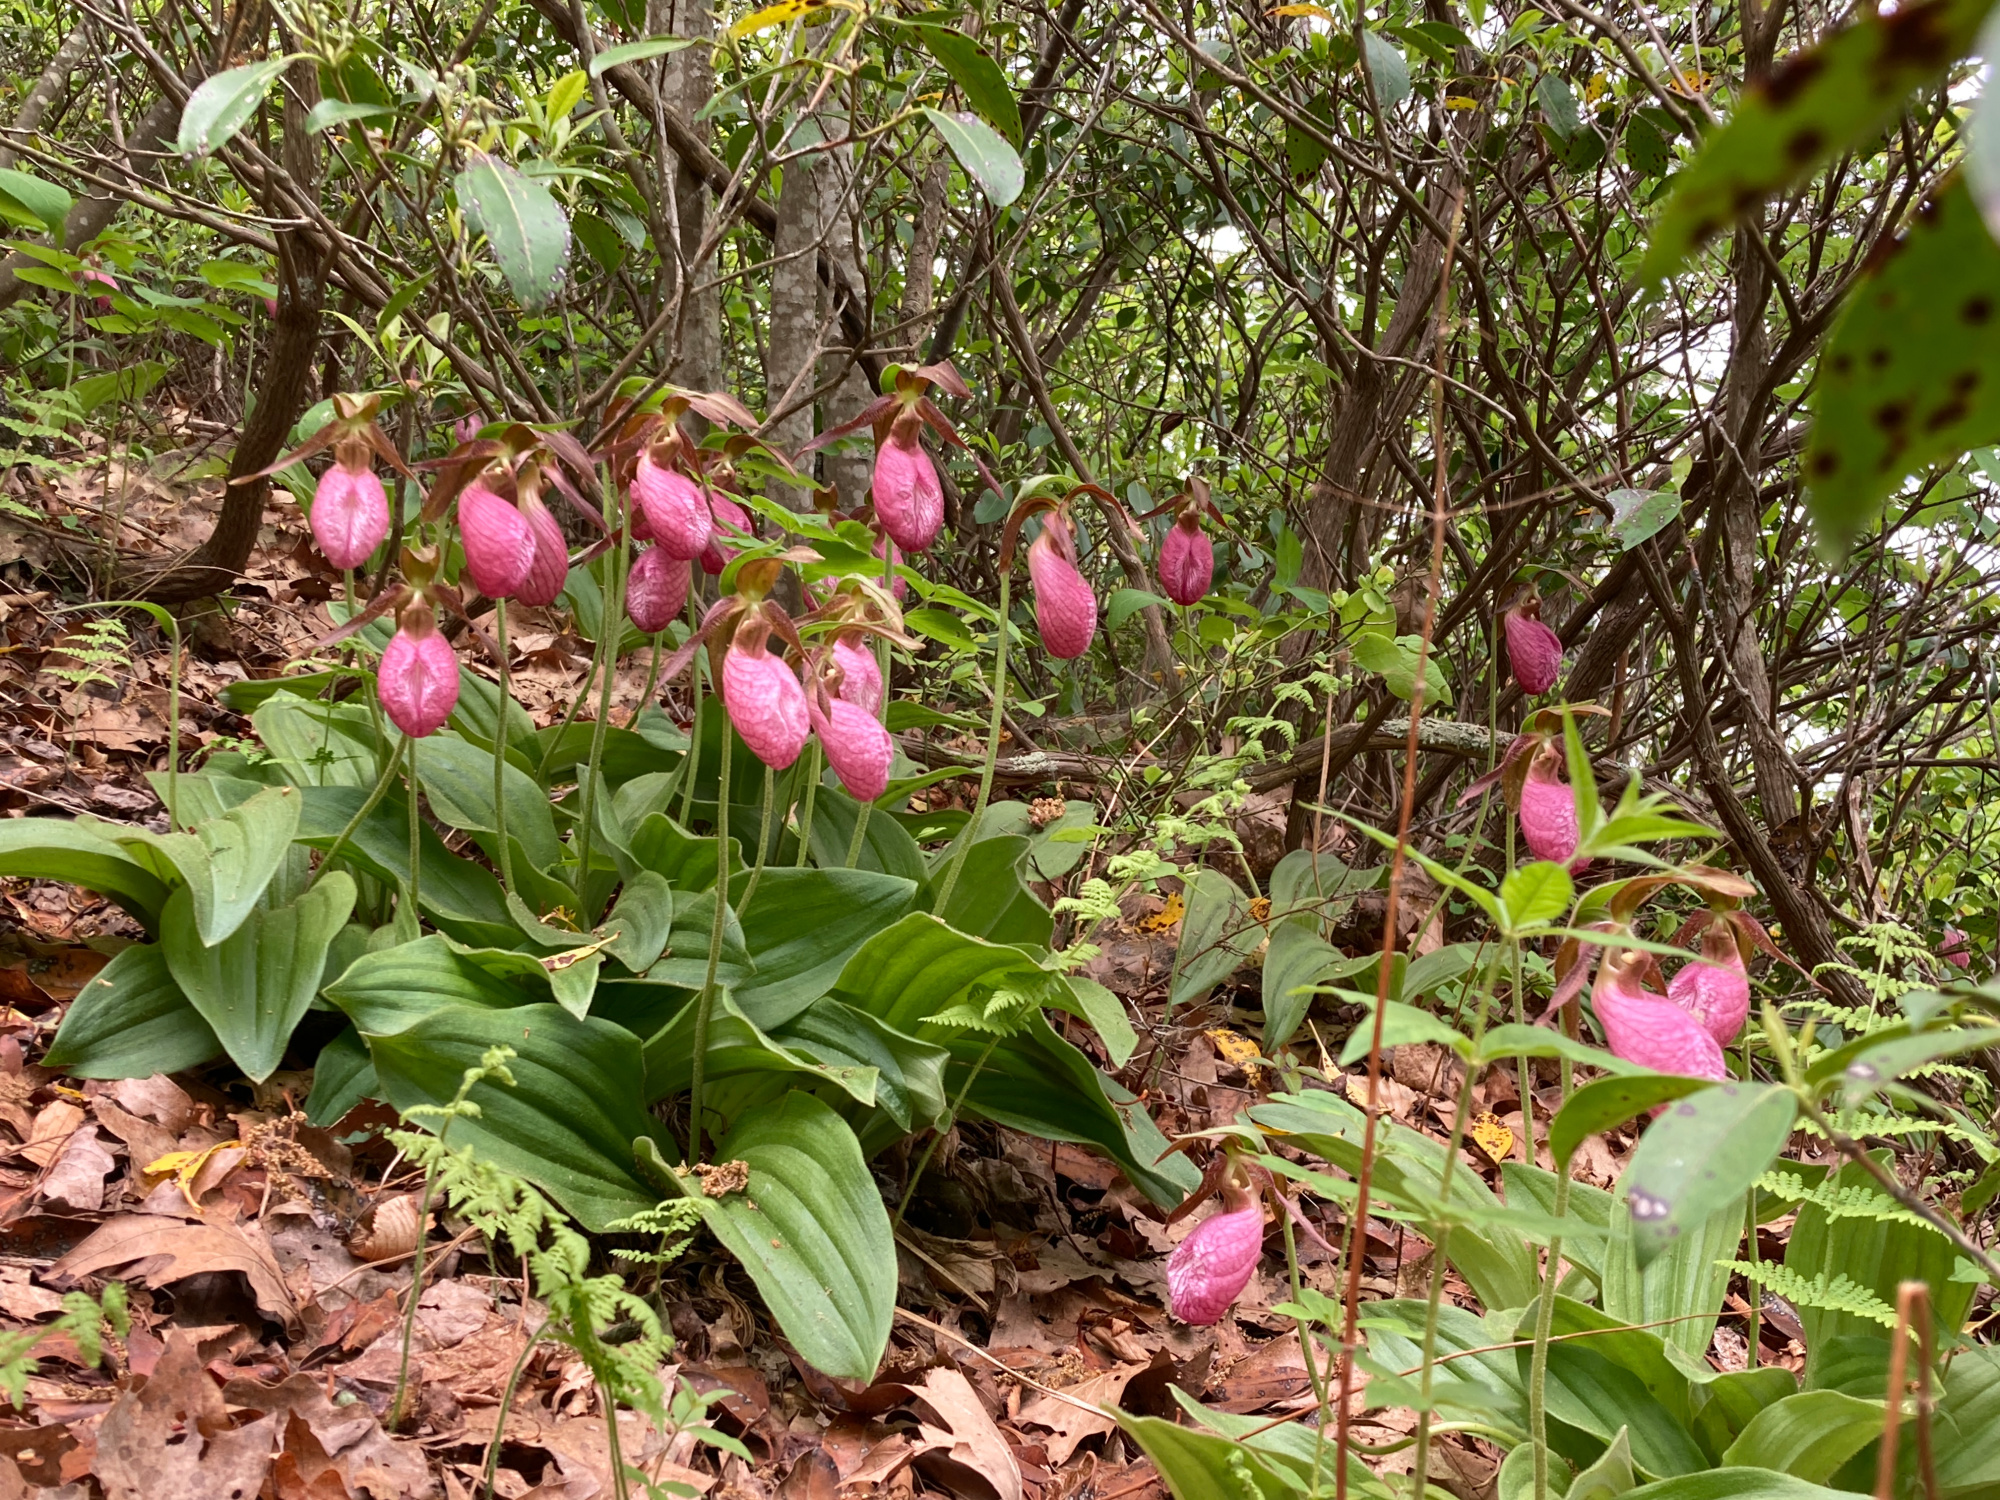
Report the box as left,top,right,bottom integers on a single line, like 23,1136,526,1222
0,1285,128,1405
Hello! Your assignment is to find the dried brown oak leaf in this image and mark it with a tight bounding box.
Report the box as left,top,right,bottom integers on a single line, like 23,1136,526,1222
94,1332,273,1500
49,1214,299,1328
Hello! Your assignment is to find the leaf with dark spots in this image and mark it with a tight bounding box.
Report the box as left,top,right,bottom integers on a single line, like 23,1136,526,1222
1623,1082,1797,1269
1806,176,2000,556
1642,0,1992,282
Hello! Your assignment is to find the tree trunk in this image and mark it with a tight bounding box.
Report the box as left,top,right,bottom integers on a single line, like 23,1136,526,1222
654,0,718,393
0,23,90,171
817,120,873,511
763,136,822,503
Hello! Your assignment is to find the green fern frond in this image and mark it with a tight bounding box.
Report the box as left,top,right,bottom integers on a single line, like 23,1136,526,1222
1717,1261,1898,1328
1756,1173,1938,1234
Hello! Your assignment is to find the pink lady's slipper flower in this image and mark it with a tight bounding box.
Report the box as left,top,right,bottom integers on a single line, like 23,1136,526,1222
1504,595,1563,696
515,491,570,608
809,687,893,802
1167,1187,1264,1325
1028,512,1097,660
80,266,117,315
702,491,754,577
1519,746,1583,868
722,617,810,769
633,447,712,561
378,601,459,739
1668,925,1752,1047
1943,927,1973,970
1592,948,1726,1081
311,454,390,571
871,422,944,554
1158,510,1215,606
459,480,537,600
626,546,690,634
831,634,884,718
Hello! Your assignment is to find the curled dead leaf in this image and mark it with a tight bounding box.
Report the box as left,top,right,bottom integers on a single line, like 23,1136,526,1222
348,1192,428,1263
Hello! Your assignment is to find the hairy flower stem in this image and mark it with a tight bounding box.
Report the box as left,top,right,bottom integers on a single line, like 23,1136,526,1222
1743,1035,1761,1369
677,595,705,827
792,743,821,865
845,800,872,868
1529,1171,1571,1500
1278,1188,1334,1492
932,570,1010,912
686,731,731,1165
639,631,666,706
577,474,632,916
492,599,516,894
347,569,385,744
406,736,421,919
892,1035,998,1232
739,765,775,911
1412,952,1500,1499
482,1331,548,1499
314,738,408,887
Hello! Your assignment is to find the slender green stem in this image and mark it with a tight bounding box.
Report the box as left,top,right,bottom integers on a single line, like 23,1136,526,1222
686,728,731,1165
407,734,422,920
603,1381,630,1500
1529,1173,1572,1500
483,1330,548,1498
793,742,821,866
492,599,516,894
739,764,775,911
313,737,408,885
892,1034,998,1232
845,799,873,868
1278,1180,1334,1493
349,568,385,744
577,474,632,918
678,596,705,826
932,569,1010,912
1744,1033,1760,1369
163,614,182,828
639,630,666,706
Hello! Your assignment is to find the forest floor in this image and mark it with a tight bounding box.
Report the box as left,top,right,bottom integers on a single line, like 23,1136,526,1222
0,441,1795,1499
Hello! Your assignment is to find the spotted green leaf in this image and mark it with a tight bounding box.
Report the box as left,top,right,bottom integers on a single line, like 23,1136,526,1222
1624,1081,1797,1269
456,151,571,309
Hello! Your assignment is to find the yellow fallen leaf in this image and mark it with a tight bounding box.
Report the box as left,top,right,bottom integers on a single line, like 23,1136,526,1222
1207,1028,1264,1085
144,1140,239,1213
1137,892,1185,933
1248,896,1272,922
1470,1111,1515,1162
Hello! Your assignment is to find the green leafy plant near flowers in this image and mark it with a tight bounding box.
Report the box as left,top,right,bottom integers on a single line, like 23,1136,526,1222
10,370,1198,1383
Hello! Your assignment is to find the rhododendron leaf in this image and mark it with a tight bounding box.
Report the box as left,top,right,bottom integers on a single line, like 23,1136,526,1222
1625,1082,1797,1268
908,24,1022,146
1641,0,1991,284
1107,587,1171,630
922,107,1024,207
177,58,290,157
1805,177,2000,558
1549,1073,1715,1171
634,1093,894,1381
456,151,571,309
1607,487,1682,550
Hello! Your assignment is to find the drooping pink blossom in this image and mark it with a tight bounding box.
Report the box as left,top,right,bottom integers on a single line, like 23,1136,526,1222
81,266,116,315
1592,949,1726,1080
722,627,810,769
1159,513,1215,606
831,634,884,718
871,430,944,553
1668,926,1752,1047
810,692,893,802
1505,602,1563,696
1027,516,1096,660
626,546,690,633
310,457,390,570
458,480,537,599
632,449,712,561
1943,927,1973,970
1518,747,1582,868
378,603,459,739
514,492,570,607
1167,1188,1264,1325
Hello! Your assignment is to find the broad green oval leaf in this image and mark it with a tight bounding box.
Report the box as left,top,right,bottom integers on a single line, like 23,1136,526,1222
1172,866,1256,1006
303,1026,376,1126
162,874,357,1083
637,1092,894,1381
303,98,391,133
1599,1179,1744,1362
931,832,1051,948
323,932,539,1034
1261,913,1340,1050
1625,1082,1797,1269
639,989,882,1112
1510,1296,1704,1479
922,107,1024,207
1550,1072,1715,1170
589,36,697,75
1720,1390,1884,1481
1833,1020,2000,1105
0,168,72,235
1116,1410,1325,1500
44,943,222,1079
0,820,170,930
601,869,673,974
732,866,919,1028
910,24,1022,145
771,998,951,1133
178,58,291,156
1805,177,2000,558
1500,860,1573,932
113,783,302,946
1361,30,1410,111
294,784,516,949
415,729,562,872
372,1003,666,1230
1617,1471,1857,1500
1106,587,1171,631
807,786,926,884
1641,0,1992,284
456,151,571,309
1608,487,1684,550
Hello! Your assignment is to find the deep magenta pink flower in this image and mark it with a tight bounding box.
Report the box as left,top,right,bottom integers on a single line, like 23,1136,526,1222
1167,1188,1263,1325
378,603,459,738
1028,516,1096,660
1159,513,1215,606
1504,603,1562,696
872,430,943,553
515,492,569,607
459,480,537,599
1592,949,1726,1079
1943,927,1972,970
1668,927,1752,1047
810,692,892,802
632,449,711,561
1518,747,1582,868
707,491,753,571
831,635,883,718
81,266,116,315
626,546,690,633
310,458,390,570
722,628,809,769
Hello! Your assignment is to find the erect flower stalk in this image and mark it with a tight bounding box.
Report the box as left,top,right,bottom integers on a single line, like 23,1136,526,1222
687,722,731,1165
491,598,515,894
575,468,633,916
932,568,1011,914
